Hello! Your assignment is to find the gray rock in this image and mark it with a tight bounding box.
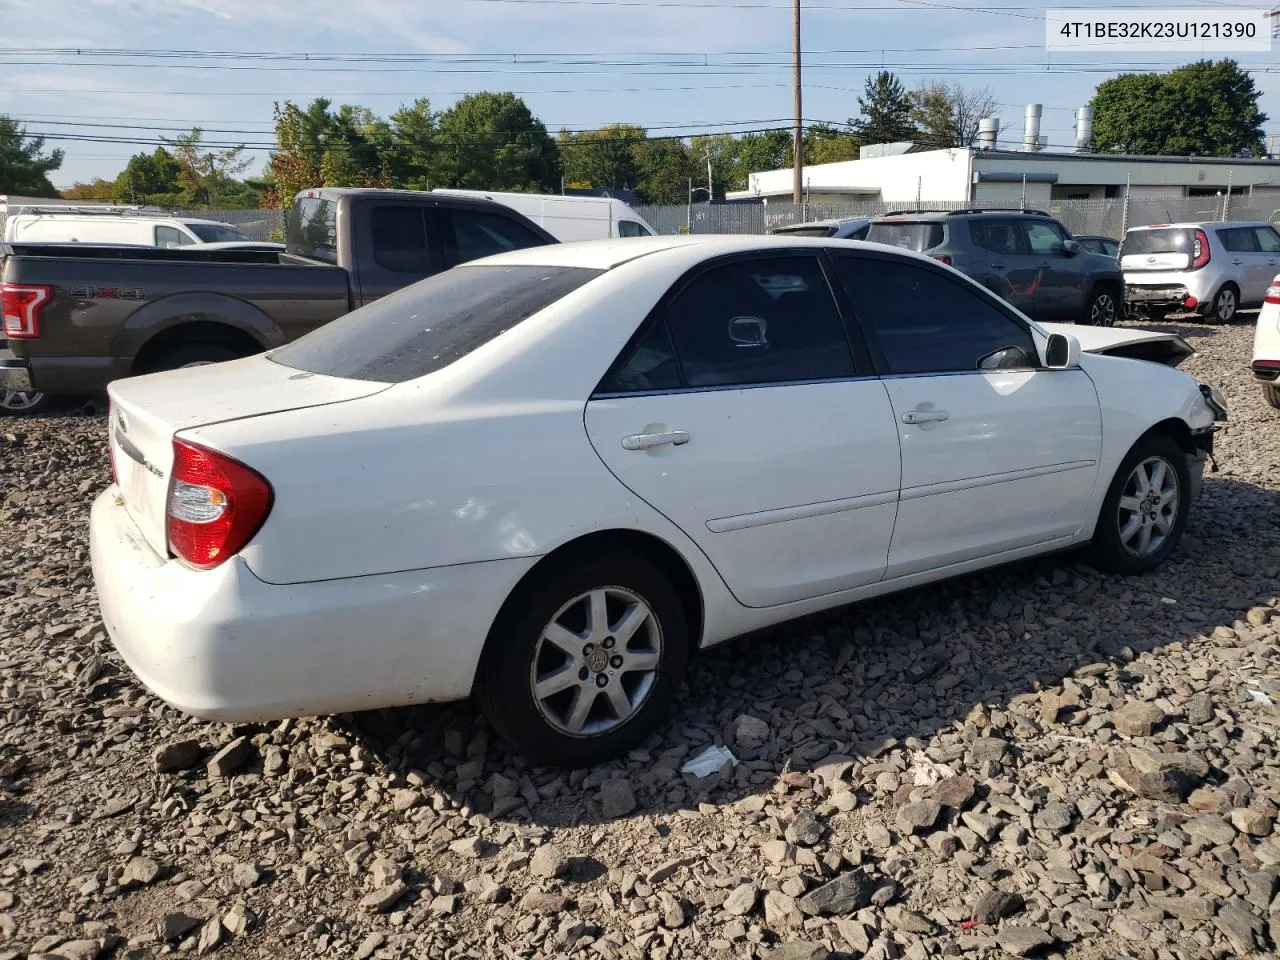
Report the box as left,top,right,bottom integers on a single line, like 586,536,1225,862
1033,802,1073,834
932,775,977,809
1232,807,1274,837
354,933,385,960
369,857,401,889
600,778,637,819
962,811,1001,842
153,740,202,773
734,714,770,744
1187,692,1214,724
520,890,568,914
797,871,875,916
1184,815,1237,847
1113,700,1166,737
231,862,261,888
764,890,803,928
896,800,941,834
206,737,252,778
885,906,938,934
971,890,1024,925
196,918,222,955
530,843,569,878
449,836,495,858
222,904,254,937
785,810,824,846
724,882,759,917
996,926,1054,956
1215,902,1263,954
971,737,1009,765
391,788,421,812
159,912,201,941
765,943,829,960
359,879,407,913
121,856,161,887
56,940,105,960
1111,915,1149,941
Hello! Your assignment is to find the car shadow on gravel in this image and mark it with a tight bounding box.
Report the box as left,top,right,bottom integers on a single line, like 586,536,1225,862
340,474,1280,829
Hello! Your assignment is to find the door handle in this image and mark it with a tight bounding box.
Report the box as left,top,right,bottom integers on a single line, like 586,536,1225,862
989,262,1006,269
901,409,949,425
1232,259,1243,266
621,429,690,450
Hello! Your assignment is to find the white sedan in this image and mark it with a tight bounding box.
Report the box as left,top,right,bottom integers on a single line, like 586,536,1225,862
91,236,1226,766
1252,274,1280,409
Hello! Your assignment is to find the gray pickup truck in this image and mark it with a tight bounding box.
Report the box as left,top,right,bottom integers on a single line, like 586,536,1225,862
0,188,557,411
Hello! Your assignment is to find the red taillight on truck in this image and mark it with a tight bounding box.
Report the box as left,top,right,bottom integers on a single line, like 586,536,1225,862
1190,229,1211,270
1,283,52,339
166,438,273,570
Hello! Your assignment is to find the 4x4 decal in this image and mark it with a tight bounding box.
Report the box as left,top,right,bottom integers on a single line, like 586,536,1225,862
69,286,145,301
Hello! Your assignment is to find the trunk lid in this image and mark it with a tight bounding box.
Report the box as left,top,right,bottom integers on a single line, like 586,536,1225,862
108,354,389,556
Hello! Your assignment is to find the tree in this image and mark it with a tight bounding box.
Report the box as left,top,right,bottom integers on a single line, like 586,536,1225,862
632,138,694,204
385,99,438,190
165,128,251,206
908,81,1001,149
559,124,645,192
850,71,917,146
264,99,390,208
112,148,183,205
433,92,559,191
1091,59,1266,157
61,179,115,201
804,123,860,165
0,116,63,196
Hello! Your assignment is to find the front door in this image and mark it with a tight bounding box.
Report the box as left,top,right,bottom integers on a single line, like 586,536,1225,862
833,253,1103,579
584,253,902,608
1023,219,1083,321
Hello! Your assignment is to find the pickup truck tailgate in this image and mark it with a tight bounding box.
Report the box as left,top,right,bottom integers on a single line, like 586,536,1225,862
108,354,390,557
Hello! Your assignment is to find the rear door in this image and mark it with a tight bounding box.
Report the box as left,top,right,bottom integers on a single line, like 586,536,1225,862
1252,226,1280,303
353,201,445,307
1217,226,1264,302
967,217,1039,313
584,252,902,607
833,253,1102,579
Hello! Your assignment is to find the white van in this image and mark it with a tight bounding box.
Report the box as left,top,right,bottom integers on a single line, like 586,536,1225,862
430,189,655,242
3,208,253,247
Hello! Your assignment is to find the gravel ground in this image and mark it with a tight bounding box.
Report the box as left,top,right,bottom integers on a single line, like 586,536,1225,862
2,319,1279,960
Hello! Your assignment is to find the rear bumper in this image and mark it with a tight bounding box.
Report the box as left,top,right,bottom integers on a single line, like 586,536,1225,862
0,352,33,391
90,487,536,721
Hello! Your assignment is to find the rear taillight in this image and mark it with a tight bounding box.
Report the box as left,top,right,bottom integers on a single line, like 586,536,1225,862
166,438,272,570
932,254,953,266
1266,281,1280,305
1190,229,1211,270
1,283,52,339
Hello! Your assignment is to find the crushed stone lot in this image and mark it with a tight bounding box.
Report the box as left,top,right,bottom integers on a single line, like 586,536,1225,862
3,320,1280,960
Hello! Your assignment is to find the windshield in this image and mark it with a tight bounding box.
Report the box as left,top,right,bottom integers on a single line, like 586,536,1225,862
186,222,250,243
774,225,837,238
286,196,338,264
866,221,945,252
270,264,603,382
1121,228,1196,256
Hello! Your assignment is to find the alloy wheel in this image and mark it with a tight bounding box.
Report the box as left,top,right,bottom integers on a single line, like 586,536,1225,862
530,586,663,737
1116,456,1180,557
1215,288,1236,323
1,390,45,413
1090,292,1117,327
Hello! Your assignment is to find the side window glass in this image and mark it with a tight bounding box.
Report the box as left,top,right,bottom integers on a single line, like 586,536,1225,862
618,220,647,238
1254,226,1280,253
836,256,1039,375
1219,228,1258,253
155,225,184,248
1023,220,1067,256
370,206,435,274
968,219,1023,255
451,210,545,263
664,256,855,388
596,319,682,394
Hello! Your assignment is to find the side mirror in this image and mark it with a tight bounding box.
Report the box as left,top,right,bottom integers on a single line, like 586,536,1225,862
1062,239,1081,256
1045,332,1081,369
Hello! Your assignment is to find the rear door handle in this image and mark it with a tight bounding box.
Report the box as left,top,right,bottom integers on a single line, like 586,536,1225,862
990,262,1006,269
902,409,949,425
621,430,690,450
1232,259,1244,266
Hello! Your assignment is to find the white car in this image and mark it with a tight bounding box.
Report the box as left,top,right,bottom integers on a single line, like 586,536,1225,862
90,236,1227,766
1252,274,1280,409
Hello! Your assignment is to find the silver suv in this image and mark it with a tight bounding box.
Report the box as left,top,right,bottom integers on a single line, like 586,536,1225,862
1121,221,1280,324
865,209,1125,325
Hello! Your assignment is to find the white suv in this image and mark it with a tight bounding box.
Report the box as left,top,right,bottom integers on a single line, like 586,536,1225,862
1121,221,1280,324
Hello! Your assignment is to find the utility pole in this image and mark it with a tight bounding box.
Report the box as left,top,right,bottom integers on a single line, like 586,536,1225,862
792,0,803,205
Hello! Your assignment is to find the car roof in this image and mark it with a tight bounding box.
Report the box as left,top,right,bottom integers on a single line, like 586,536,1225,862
872,209,1056,223
1126,220,1270,231
456,233,953,272
773,217,870,230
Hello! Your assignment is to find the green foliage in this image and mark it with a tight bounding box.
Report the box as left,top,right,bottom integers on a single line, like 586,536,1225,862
559,124,646,192
0,116,63,196
433,92,560,191
163,128,252,207
1091,59,1267,157
804,124,860,165
850,71,917,146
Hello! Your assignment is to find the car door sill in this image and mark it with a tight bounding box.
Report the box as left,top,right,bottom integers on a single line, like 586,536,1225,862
900,460,1096,501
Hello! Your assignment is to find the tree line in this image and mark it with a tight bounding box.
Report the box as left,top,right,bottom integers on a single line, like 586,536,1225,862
0,58,1266,209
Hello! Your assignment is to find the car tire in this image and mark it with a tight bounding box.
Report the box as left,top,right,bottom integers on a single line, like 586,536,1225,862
0,390,54,416
1265,383,1280,410
1088,432,1191,576
476,551,690,768
1086,287,1119,327
1207,284,1238,324
142,343,243,374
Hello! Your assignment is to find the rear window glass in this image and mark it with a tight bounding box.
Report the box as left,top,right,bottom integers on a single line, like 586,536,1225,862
187,222,249,243
773,225,837,238
866,221,944,252
269,265,602,383
1120,228,1195,256
286,197,338,264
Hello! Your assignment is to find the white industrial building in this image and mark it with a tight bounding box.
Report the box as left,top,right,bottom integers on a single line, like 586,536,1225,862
728,105,1280,209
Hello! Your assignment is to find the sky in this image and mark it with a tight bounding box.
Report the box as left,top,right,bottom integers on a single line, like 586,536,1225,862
1,0,1278,189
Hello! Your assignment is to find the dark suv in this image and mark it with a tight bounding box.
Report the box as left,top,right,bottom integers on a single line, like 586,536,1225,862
866,209,1125,326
